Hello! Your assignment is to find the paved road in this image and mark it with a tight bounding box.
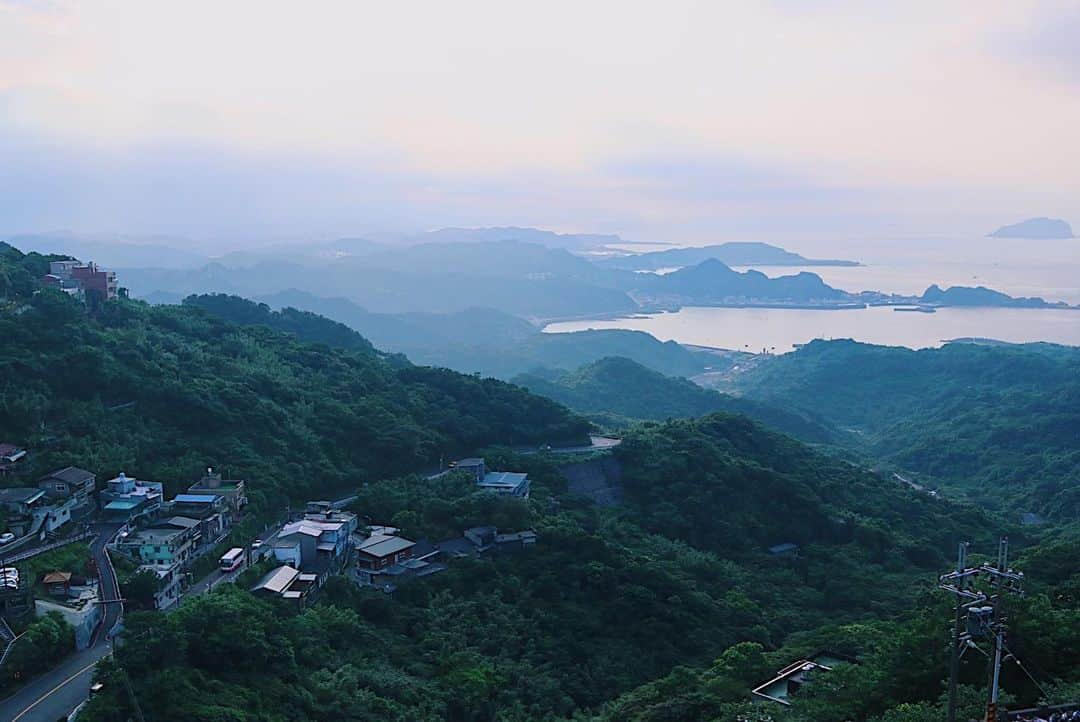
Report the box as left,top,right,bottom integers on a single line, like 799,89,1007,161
519,435,623,455
0,522,123,722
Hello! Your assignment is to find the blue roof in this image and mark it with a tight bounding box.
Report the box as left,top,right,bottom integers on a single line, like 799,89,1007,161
104,499,141,510
173,494,216,504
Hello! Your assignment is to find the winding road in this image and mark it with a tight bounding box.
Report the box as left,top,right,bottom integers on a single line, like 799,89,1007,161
0,522,123,722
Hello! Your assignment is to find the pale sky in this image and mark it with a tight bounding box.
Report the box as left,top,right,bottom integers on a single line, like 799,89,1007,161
2,0,1079,243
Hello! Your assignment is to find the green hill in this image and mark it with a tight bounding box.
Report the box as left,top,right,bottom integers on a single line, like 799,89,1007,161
79,413,1012,722
206,290,719,379
729,339,1080,517
0,285,589,505
513,356,837,443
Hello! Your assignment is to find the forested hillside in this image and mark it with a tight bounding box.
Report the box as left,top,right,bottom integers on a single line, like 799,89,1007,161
6,247,1076,721
513,356,837,443
187,291,721,378
0,285,589,506
78,416,1027,722
727,339,1080,517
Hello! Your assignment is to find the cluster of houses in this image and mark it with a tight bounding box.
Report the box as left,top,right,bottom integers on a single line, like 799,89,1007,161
0,465,98,543
250,501,360,608
249,504,537,606
108,469,248,610
249,456,536,606
39,260,119,304
0,448,538,620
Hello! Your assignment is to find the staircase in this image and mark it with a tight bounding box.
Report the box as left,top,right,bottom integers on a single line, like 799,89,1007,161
0,615,18,667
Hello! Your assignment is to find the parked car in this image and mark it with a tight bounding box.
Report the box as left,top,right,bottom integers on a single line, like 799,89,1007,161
0,532,15,545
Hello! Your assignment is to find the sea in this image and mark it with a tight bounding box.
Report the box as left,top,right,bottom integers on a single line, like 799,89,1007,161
550,233,1080,353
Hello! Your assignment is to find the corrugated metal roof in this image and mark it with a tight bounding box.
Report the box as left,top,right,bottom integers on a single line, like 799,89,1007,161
357,534,415,558
252,565,299,594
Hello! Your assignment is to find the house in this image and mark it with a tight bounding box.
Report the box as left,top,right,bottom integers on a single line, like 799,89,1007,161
353,533,447,589
495,530,537,551
450,457,531,497
0,443,27,474
38,467,97,507
71,262,118,302
167,494,230,544
137,562,185,610
302,505,359,537
99,473,164,521
274,509,357,574
450,458,487,483
46,260,118,302
751,653,852,706
355,534,416,574
34,582,102,650
187,469,247,520
0,487,47,535
39,273,83,298
478,471,530,497
113,523,198,568
361,558,448,592
43,571,73,597
251,565,320,608
464,526,497,551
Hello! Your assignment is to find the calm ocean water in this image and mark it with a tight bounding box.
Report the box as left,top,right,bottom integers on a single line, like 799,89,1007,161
560,234,1080,352
544,305,1080,353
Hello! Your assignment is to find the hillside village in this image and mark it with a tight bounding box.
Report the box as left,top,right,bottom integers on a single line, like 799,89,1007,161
0,449,537,658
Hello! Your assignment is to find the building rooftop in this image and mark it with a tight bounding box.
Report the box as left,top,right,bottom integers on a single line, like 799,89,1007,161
281,521,329,538
40,466,95,485
161,516,201,529
435,537,476,557
120,526,189,545
454,457,484,466
104,499,142,511
0,444,27,462
43,571,72,584
357,534,415,558
172,494,218,504
479,471,528,489
0,487,46,505
252,566,300,594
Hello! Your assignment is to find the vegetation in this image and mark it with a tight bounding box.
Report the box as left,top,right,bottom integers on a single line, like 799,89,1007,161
727,339,1080,517
513,356,837,442
77,416,1045,722
193,290,721,379
3,250,1077,721
0,282,589,509
0,612,75,690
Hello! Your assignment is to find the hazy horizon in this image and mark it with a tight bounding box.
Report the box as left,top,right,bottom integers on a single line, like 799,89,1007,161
3,1,1080,247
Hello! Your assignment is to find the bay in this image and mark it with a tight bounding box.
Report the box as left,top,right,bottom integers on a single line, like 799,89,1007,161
543,305,1080,353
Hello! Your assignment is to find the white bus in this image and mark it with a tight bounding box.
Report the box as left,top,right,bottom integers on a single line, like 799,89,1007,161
219,547,244,572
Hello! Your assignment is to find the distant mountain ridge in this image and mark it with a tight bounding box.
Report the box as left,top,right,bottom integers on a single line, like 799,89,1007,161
600,241,859,271
190,290,720,379
988,217,1074,239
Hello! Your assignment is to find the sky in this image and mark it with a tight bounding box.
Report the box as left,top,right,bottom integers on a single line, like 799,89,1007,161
2,0,1079,245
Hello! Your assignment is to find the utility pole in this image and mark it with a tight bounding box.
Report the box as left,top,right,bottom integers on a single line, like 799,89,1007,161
938,537,1025,722
945,542,969,722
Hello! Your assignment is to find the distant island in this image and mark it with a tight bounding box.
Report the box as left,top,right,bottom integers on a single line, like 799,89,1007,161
599,241,859,271
988,217,1074,239
919,284,1069,308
